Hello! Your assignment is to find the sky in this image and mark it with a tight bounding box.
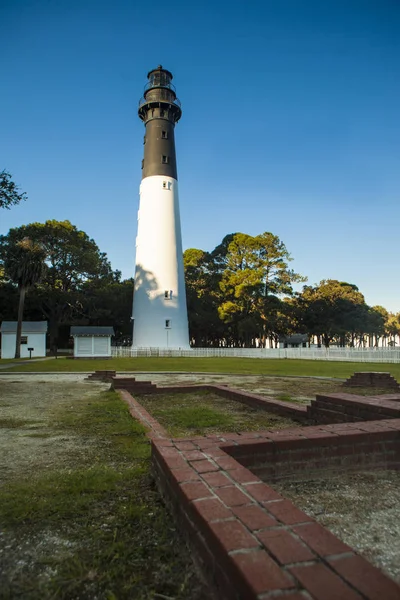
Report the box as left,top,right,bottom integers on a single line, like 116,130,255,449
1,0,399,312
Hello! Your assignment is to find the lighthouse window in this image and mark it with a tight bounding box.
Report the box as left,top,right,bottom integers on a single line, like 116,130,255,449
161,130,168,139
165,319,171,328
160,110,165,117
141,159,144,169
162,155,169,164
162,181,167,189
164,290,172,300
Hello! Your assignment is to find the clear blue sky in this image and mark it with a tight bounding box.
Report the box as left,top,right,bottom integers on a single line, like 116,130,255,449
1,0,399,312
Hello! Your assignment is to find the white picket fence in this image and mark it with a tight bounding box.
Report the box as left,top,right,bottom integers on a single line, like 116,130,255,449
111,346,400,363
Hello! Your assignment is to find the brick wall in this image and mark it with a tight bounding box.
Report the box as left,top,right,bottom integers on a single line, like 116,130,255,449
116,386,400,600
308,393,400,424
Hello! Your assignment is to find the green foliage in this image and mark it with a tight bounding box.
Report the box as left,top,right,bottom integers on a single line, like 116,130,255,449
0,220,116,346
183,248,223,345
218,232,306,345
3,238,47,289
0,170,27,209
296,280,372,347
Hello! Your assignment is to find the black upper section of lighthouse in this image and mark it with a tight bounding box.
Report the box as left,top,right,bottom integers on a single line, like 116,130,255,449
139,66,181,180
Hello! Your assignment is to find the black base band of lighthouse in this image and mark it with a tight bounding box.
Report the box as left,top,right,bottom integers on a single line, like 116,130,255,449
132,66,190,349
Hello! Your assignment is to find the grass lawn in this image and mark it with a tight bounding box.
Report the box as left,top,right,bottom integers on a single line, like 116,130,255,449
4,356,400,380
0,389,205,599
138,391,299,438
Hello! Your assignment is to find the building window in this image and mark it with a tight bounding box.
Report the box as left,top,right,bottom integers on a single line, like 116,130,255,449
161,130,168,139
162,155,169,164
20,336,28,344
165,319,171,328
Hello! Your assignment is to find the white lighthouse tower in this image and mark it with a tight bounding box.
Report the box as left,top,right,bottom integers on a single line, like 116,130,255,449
132,66,190,349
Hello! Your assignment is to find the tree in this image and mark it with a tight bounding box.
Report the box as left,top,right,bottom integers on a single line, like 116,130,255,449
183,248,224,346
386,312,400,346
78,276,134,343
0,221,114,348
297,280,367,347
3,239,46,358
0,170,27,209
218,232,306,346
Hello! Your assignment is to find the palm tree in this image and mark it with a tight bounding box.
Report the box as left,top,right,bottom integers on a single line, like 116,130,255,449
4,238,46,358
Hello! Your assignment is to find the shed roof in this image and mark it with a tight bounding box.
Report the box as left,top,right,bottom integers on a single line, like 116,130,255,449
278,334,309,344
70,326,114,337
0,321,48,333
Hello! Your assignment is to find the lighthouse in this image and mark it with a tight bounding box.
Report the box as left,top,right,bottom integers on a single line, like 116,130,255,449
132,66,190,349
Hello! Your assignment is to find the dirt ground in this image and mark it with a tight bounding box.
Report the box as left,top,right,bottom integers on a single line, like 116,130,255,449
0,376,109,484
274,470,400,583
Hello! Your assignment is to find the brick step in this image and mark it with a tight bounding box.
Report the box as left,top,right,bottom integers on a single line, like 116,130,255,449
344,372,400,389
87,370,117,379
112,379,153,386
111,377,158,394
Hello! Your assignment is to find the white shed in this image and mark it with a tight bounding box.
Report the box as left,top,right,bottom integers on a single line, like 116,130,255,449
0,321,48,359
71,326,114,358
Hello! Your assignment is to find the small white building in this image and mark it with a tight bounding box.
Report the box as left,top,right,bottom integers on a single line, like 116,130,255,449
0,321,48,359
278,334,309,349
70,326,114,358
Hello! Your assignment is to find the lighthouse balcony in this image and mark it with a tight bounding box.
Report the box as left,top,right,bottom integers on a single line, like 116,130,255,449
138,92,181,109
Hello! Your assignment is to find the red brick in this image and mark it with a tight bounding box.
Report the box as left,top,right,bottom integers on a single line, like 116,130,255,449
196,439,219,449
293,522,351,556
174,441,197,451
153,439,174,447
237,431,264,439
181,450,205,461
180,481,213,501
203,446,227,458
289,563,363,600
201,471,231,487
192,498,232,522
257,528,315,564
266,500,313,525
214,455,241,470
232,505,277,530
244,483,283,503
208,520,259,552
190,459,219,474
231,549,294,594
229,468,260,484
328,554,400,600
215,485,250,507
170,468,201,483
162,454,188,470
